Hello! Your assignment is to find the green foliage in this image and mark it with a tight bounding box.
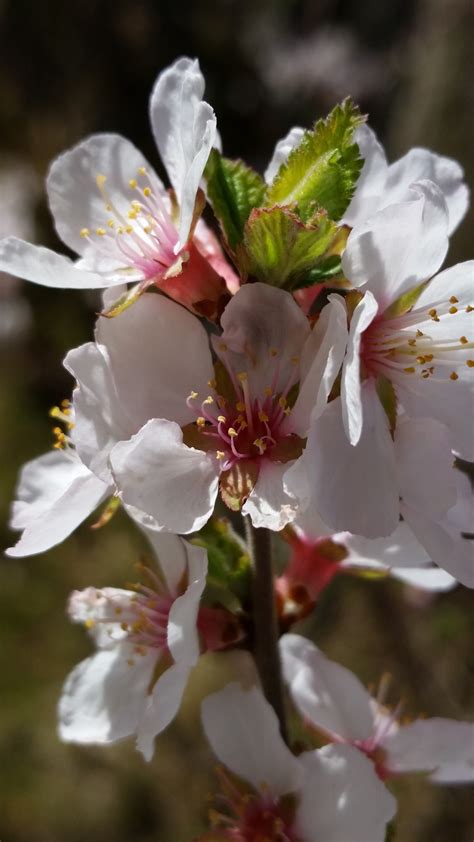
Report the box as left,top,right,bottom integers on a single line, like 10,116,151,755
205,149,266,250
266,99,365,221
243,206,338,289
191,517,251,603
376,374,398,434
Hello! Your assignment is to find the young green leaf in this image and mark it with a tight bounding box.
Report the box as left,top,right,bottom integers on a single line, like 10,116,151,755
205,149,266,250
243,205,338,289
266,99,365,221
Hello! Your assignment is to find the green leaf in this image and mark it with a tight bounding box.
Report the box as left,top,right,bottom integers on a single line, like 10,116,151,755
376,374,398,434
191,517,251,603
205,149,266,250
266,99,365,221
384,820,397,842
243,205,338,289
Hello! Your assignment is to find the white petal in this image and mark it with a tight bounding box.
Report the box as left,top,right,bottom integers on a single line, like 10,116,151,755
141,529,188,595
201,683,303,795
391,566,456,590
213,283,310,401
167,542,207,664
383,718,474,783
47,133,158,255
290,294,348,435
243,460,299,531
342,125,388,227
395,418,456,520
7,450,108,557
293,384,399,538
65,342,130,483
264,126,305,184
401,502,474,588
415,260,474,314
384,147,469,234
297,744,396,842
0,237,115,288
110,419,219,534
68,586,136,648
59,644,158,744
149,57,216,246
95,292,214,429
280,634,374,742
341,290,378,444
136,662,191,761
342,180,449,309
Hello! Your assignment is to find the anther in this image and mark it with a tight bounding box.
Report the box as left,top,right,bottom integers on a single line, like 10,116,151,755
203,396,214,405
129,179,138,188
216,451,225,460
408,339,417,347
467,360,474,367
219,342,228,352
450,296,459,304
264,387,273,397
188,390,198,400
107,219,115,228
196,417,206,427
258,410,269,422
416,329,424,337
80,227,90,238
228,428,238,437
143,187,152,197
460,336,468,344
237,372,247,382
236,401,245,412
404,367,415,373
269,347,278,357
466,305,473,313
96,228,106,236
449,306,458,314
217,415,226,423
450,371,459,380
138,167,147,176
428,308,437,317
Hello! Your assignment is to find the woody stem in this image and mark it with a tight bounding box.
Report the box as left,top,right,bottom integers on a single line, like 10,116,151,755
245,516,288,743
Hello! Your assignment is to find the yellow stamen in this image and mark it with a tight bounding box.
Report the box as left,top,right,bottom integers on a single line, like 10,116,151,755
450,371,459,380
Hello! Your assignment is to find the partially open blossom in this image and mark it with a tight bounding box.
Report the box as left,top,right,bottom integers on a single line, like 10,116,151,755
276,510,459,626
59,529,208,760
280,634,474,784
199,683,396,841
0,58,233,319
64,282,346,533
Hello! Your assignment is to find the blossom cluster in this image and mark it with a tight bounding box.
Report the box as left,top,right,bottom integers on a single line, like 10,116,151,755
2,57,473,840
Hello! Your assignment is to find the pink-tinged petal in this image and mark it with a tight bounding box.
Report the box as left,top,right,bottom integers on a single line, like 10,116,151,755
136,662,191,761
167,542,207,663
291,383,399,538
213,283,310,401
382,718,474,783
341,290,378,445
401,502,474,588
342,125,388,227
280,634,374,742
297,744,396,842
149,57,216,247
159,240,229,320
201,683,303,796
290,294,348,435
95,292,214,429
59,644,158,744
264,126,305,184
193,218,240,294
0,237,116,289
342,180,449,309
6,450,108,557
243,460,299,531
47,133,158,255
395,418,456,520
110,419,219,534
384,148,469,234
65,342,131,483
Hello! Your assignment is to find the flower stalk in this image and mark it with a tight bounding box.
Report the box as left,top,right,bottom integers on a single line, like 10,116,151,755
245,516,288,743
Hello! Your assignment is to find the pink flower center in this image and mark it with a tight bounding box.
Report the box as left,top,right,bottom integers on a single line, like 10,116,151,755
208,770,300,842
186,347,303,471
78,168,181,280
124,563,174,651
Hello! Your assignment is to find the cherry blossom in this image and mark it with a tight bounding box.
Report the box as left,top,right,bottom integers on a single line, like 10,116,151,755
0,58,233,318
280,634,474,784
64,282,347,533
59,529,207,761
200,682,396,841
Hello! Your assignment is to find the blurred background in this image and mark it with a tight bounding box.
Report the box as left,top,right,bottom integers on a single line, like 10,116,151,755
0,0,473,839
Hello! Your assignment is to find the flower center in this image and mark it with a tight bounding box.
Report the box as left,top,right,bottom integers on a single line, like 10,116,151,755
123,562,174,651
208,769,300,842
185,346,303,471
78,168,181,279
361,298,474,383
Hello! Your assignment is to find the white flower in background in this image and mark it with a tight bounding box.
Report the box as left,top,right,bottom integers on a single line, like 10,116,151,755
200,682,396,841
64,282,347,534
343,124,469,234
59,529,207,761
280,634,474,784
0,58,233,317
